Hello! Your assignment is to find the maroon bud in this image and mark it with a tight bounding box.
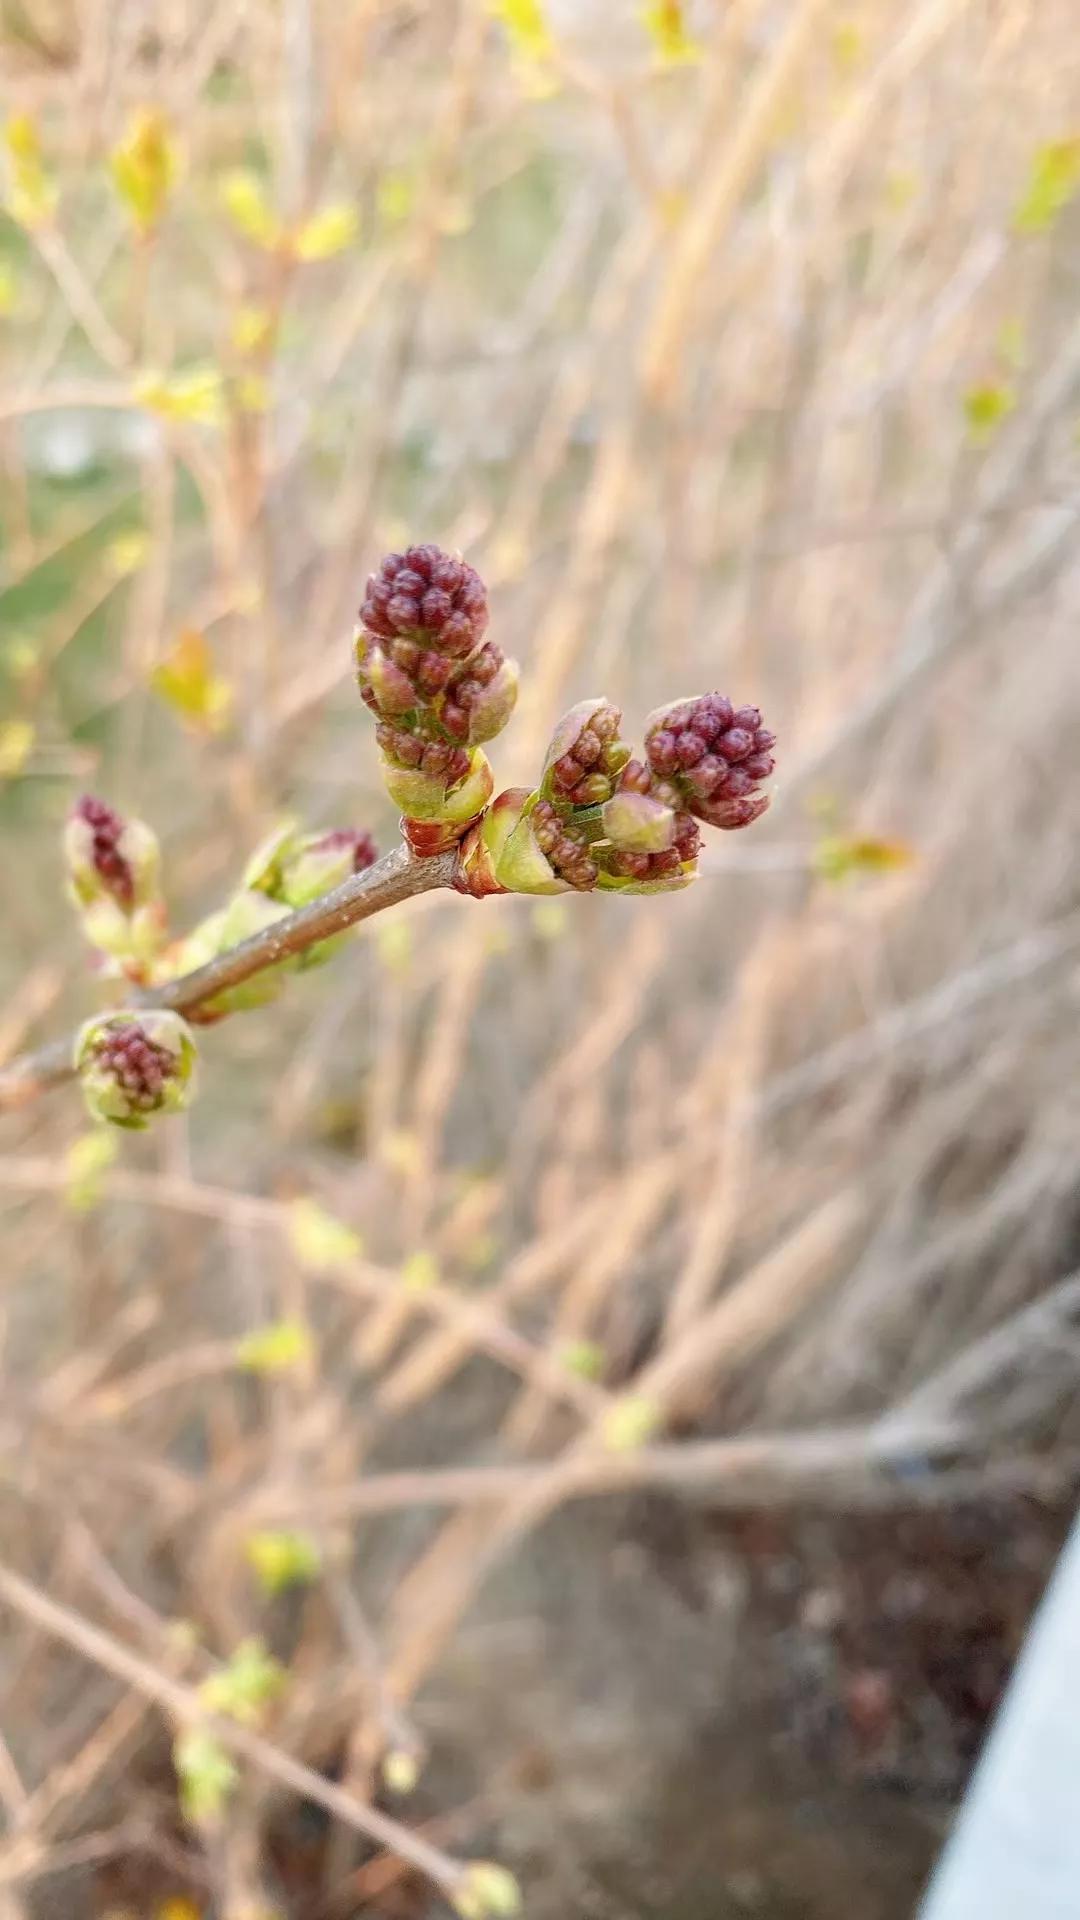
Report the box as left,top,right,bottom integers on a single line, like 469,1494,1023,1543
421,588,453,630
386,593,420,631
643,694,775,831
403,543,440,576
430,554,464,595
72,794,135,908
531,800,598,890
620,758,653,794
551,753,585,793
415,652,453,695
441,611,477,656
687,754,725,797
675,731,705,766
314,828,378,874
718,727,754,762
421,742,452,777
697,791,770,831
391,567,426,598
646,729,679,776
376,722,422,768
76,1013,195,1125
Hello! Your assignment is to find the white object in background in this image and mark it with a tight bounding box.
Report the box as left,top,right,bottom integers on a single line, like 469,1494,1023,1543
919,1510,1080,1920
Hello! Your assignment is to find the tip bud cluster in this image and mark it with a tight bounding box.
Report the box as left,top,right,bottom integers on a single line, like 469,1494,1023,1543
356,545,517,850
643,694,775,830
64,794,165,978
456,691,774,898
74,1010,197,1129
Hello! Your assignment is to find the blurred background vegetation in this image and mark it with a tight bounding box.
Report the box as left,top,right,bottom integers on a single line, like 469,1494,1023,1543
1,1,1080,1915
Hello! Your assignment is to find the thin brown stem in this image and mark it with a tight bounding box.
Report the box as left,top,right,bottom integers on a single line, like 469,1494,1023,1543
0,845,457,1114
0,1561,467,1905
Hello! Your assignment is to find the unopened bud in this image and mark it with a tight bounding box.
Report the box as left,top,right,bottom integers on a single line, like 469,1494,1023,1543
280,828,377,908
382,746,493,833
64,794,165,973
74,1011,197,1129
541,698,630,807
601,786,676,854
643,694,775,830
492,798,575,896
357,546,518,846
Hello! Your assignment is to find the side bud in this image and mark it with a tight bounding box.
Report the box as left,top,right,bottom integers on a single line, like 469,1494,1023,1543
74,1011,197,1129
541,698,631,807
198,888,294,1012
64,794,166,977
454,787,529,897
481,790,598,896
280,828,377,910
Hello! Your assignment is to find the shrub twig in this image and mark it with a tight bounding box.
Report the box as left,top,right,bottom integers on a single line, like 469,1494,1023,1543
0,845,456,1113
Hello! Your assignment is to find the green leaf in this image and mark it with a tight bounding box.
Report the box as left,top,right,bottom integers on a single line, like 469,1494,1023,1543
601,1395,661,1452
453,1862,523,1918
287,1196,362,1271
963,380,1016,445
640,2,703,66
106,530,151,579
237,1317,314,1376
199,1638,284,1724
4,112,56,228
560,1339,605,1381
376,169,417,227
292,202,359,261
812,834,917,884
110,107,179,234
174,1728,238,1827
1013,138,1080,235
218,169,282,247
0,718,33,778
245,1529,321,1595
490,0,553,63
135,366,226,426
64,1130,117,1212
151,628,233,733
383,1747,421,1794
401,1250,439,1293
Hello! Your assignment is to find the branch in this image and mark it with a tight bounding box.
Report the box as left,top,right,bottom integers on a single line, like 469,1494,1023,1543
0,844,457,1115
0,1560,468,1906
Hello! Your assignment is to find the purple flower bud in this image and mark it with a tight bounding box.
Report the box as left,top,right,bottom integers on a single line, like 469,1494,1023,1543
74,1011,197,1129
643,694,775,831
541,699,629,805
